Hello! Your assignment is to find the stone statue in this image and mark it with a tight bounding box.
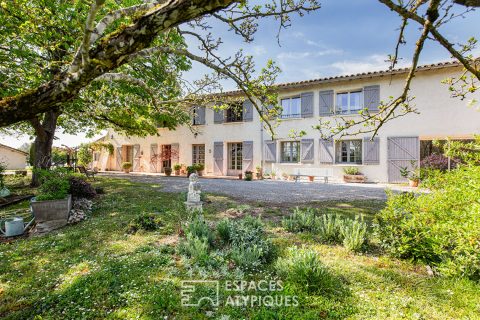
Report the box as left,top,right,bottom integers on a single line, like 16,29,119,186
187,173,201,202
185,173,203,212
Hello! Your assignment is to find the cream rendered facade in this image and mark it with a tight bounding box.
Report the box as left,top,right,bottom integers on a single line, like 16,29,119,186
94,62,480,183
0,144,28,170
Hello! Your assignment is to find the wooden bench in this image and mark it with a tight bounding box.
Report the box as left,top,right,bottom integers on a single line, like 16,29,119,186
291,168,333,183
77,166,98,181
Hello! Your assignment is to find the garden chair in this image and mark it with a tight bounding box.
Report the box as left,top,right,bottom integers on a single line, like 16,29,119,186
77,166,97,181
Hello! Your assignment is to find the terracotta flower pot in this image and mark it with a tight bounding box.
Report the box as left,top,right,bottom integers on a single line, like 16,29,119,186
409,179,419,187
308,176,314,182
238,174,242,180
343,174,366,183
174,170,180,176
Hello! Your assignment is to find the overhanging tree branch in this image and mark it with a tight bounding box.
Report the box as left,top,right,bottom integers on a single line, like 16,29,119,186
0,0,237,126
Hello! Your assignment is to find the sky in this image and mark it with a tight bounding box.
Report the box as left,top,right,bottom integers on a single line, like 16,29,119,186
1,0,479,149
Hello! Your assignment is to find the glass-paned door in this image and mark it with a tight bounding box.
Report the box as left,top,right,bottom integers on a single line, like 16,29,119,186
228,143,242,175
161,144,172,172
192,145,205,164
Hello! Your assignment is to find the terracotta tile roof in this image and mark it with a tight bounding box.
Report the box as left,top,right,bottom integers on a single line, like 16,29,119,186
216,60,461,96
274,60,461,89
0,143,28,155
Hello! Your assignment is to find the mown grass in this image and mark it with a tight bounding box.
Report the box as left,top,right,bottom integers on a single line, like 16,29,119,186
0,177,479,319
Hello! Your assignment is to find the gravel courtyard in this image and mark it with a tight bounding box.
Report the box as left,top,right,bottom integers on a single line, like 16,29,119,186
100,173,410,203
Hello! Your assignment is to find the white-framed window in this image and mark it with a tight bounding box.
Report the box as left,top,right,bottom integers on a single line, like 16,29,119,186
280,96,301,119
93,152,100,161
336,90,363,114
281,141,300,163
192,144,205,164
225,103,243,122
335,140,362,164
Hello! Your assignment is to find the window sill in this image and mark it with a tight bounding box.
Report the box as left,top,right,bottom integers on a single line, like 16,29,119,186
278,162,301,165
333,163,363,166
223,121,244,125
334,112,362,116
278,116,302,121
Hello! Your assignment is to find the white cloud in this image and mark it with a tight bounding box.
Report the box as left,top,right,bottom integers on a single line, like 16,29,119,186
277,49,343,60
252,45,267,56
330,54,410,75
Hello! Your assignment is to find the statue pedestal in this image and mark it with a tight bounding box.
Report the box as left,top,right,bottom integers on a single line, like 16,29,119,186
184,201,203,213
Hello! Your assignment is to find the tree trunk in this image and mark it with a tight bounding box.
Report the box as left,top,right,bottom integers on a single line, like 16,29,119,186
30,111,60,186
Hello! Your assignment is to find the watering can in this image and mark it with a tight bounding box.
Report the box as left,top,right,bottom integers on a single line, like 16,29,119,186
0,217,34,237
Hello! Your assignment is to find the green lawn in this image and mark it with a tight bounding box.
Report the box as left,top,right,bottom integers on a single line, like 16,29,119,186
0,177,479,319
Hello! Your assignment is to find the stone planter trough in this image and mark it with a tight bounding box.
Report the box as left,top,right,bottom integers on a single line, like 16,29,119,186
31,195,72,232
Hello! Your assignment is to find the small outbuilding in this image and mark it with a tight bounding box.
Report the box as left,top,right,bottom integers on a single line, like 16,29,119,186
0,143,28,170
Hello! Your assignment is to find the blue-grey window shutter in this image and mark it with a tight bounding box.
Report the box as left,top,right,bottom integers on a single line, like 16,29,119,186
243,100,253,121
363,137,380,165
242,141,254,171
197,106,206,125
115,146,122,170
364,85,380,112
319,90,334,116
319,139,334,164
301,92,314,118
301,139,314,163
214,108,224,124
213,142,224,175
264,141,276,162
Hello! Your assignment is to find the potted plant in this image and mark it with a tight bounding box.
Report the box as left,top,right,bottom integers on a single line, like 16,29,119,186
238,173,243,180
270,171,276,180
255,166,263,180
164,167,172,176
343,167,366,183
173,164,181,175
186,165,196,177
180,164,187,175
400,163,421,187
195,163,205,176
30,169,72,231
308,175,315,182
244,170,253,181
122,162,132,173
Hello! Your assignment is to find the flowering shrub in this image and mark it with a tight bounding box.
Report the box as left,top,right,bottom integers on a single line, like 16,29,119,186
420,153,455,171
69,176,97,199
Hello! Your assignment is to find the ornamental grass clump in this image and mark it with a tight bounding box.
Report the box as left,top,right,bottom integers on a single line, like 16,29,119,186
339,218,369,252
315,213,344,244
127,213,164,233
282,207,318,232
275,246,340,295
